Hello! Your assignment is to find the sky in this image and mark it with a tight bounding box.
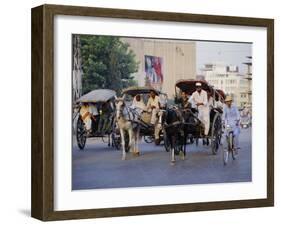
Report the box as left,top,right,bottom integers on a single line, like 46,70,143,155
196,41,252,74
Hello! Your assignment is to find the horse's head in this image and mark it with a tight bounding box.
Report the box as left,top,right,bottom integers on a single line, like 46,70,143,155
164,107,183,125
115,97,125,120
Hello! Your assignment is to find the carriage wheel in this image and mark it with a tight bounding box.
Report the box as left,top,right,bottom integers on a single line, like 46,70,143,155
76,116,87,150
211,113,222,155
111,131,121,150
144,136,154,143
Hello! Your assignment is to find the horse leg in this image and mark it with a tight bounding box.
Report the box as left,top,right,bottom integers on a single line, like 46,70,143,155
128,127,134,153
108,134,110,147
170,136,176,165
182,130,187,160
120,129,126,160
135,127,140,155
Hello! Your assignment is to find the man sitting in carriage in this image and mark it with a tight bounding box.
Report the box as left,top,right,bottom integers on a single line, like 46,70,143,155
131,94,146,113
79,102,99,134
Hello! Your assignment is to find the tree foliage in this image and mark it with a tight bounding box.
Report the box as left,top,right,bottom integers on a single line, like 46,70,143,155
79,35,139,95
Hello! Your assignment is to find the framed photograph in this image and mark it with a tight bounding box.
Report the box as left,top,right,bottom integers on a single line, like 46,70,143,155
31,4,274,221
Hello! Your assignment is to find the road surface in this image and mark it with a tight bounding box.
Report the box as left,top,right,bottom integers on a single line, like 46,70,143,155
72,128,252,190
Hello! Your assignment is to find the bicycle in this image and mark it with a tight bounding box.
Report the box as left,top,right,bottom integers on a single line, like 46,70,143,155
223,124,238,165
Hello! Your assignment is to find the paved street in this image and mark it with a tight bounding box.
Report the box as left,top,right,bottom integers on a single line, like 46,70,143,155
72,128,252,190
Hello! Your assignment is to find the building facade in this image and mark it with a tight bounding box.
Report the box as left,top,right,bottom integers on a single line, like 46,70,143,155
243,56,252,108
122,38,196,98
202,63,251,108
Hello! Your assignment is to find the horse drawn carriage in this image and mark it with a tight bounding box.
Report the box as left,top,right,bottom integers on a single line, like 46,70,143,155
114,86,168,159
174,79,225,155
74,89,119,150
121,86,167,144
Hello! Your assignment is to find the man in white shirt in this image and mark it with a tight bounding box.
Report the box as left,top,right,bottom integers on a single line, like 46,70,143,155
147,90,161,145
147,90,160,124
188,82,210,136
131,94,146,112
89,103,99,117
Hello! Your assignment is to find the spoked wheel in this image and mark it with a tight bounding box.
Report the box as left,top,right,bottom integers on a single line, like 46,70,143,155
101,135,109,144
211,113,222,155
76,116,87,150
111,119,121,150
144,135,154,143
111,131,121,150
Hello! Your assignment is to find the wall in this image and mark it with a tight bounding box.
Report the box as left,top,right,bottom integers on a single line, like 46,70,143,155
122,38,196,97
0,0,279,226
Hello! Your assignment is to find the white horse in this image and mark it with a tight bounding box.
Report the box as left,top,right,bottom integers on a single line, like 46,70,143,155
115,98,141,160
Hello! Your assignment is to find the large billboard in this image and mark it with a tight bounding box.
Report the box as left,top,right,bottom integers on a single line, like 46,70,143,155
144,55,163,87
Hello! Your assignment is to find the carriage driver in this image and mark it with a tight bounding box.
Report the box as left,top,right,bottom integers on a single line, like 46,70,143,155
222,95,241,150
178,91,192,109
147,90,161,145
147,90,160,124
188,82,210,137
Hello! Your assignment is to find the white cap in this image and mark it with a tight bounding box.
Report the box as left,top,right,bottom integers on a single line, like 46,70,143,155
195,82,202,87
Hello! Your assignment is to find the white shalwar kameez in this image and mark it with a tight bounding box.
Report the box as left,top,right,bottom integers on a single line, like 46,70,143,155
131,97,146,112
147,95,160,124
189,90,210,135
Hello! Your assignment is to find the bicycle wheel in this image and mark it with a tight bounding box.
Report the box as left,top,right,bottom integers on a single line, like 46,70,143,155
223,148,229,165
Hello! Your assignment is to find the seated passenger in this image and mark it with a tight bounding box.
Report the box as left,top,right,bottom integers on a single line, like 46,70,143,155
79,103,92,133
131,94,146,113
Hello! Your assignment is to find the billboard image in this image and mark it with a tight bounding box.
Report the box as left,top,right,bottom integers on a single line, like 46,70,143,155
144,55,163,86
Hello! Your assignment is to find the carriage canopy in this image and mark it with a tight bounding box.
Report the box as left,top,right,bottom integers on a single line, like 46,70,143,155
122,86,161,96
175,79,214,95
76,89,116,103
215,89,226,101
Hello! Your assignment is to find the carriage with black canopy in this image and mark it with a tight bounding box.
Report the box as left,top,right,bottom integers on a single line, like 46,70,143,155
74,89,118,150
174,79,225,154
